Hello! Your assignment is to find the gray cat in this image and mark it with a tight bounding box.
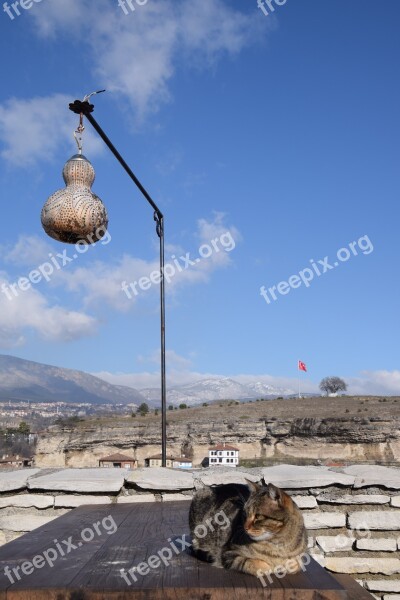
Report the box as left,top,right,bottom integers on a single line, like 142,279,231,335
189,480,308,578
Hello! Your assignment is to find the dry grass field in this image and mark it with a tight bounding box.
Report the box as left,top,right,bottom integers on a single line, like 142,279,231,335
73,396,400,430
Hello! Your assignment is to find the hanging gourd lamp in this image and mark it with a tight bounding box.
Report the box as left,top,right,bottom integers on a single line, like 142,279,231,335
41,112,108,244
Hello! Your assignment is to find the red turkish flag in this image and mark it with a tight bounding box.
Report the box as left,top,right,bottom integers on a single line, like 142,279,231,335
298,361,307,372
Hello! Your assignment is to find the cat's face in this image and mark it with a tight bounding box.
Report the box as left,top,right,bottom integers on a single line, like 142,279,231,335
243,482,289,542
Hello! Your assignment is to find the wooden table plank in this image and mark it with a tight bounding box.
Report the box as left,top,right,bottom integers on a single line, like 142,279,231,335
333,575,377,600
0,502,373,600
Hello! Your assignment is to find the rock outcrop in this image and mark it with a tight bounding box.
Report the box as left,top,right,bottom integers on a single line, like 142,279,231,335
35,416,400,467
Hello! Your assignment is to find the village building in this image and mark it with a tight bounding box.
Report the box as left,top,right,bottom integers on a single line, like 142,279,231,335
208,443,239,467
0,454,32,468
98,453,138,469
144,454,193,469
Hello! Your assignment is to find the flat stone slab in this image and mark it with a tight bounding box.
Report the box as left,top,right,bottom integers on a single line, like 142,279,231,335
303,511,346,529
366,581,400,593
125,467,194,490
262,465,355,489
341,465,400,489
356,538,397,552
325,557,400,575
317,493,390,505
117,494,156,503
0,494,53,509
348,511,400,531
195,468,260,488
291,495,318,509
54,495,112,508
28,469,125,493
309,550,326,566
0,469,41,492
162,493,190,502
316,535,355,552
0,515,58,533
391,497,400,507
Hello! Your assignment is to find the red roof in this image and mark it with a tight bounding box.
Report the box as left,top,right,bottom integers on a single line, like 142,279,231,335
99,453,137,462
209,444,239,451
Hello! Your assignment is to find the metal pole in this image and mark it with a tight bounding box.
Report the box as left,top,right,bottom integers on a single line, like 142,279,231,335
69,100,167,467
159,215,167,467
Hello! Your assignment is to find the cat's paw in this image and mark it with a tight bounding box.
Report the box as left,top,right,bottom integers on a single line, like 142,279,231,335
243,559,273,577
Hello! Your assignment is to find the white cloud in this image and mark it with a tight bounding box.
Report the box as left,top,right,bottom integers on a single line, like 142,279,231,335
48,214,240,310
347,371,400,396
93,368,211,391
1,235,53,267
28,0,264,120
138,349,192,370
0,94,104,167
0,1,266,166
93,367,400,396
0,272,97,348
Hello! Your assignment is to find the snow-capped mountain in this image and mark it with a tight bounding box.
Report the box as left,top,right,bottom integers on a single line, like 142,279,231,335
140,377,295,405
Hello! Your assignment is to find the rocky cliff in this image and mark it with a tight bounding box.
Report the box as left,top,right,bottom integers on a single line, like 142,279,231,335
35,415,400,467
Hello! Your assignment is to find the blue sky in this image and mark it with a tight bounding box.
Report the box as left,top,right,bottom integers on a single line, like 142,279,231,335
0,0,399,395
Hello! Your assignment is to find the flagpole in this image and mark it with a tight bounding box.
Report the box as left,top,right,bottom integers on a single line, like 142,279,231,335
298,359,301,399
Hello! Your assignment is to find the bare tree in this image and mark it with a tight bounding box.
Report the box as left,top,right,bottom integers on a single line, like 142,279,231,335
319,376,347,395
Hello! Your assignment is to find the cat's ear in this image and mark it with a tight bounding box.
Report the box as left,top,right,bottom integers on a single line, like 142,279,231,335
245,479,261,493
266,483,284,505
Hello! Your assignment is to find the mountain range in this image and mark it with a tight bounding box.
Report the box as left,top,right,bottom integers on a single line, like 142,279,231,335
141,377,295,405
0,355,145,406
0,355,298,407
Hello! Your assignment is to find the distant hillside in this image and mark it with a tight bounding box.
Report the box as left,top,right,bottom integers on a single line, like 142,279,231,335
141,377,295,405
0,355,145,406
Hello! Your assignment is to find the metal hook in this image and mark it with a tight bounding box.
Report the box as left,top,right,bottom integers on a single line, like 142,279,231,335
74,129,83,155
72,91,105,155
82,89,106,103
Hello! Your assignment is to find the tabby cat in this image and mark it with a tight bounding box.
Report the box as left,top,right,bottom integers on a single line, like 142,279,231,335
189,480,308,577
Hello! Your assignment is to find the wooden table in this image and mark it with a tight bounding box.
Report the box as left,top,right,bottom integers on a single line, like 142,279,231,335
0,501,373,599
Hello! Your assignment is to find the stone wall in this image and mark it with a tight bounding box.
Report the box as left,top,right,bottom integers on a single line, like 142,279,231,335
1,464,400,598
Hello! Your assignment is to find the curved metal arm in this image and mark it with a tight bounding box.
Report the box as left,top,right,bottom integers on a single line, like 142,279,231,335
69,99,167,468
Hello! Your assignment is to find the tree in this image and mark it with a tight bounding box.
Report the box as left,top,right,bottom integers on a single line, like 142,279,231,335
138,402,149,416
179,403,187,409
319,376,347,395
18,422,30,435
168,405,173,411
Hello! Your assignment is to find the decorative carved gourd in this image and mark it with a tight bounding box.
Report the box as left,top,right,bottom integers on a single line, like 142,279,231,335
41,154,108,244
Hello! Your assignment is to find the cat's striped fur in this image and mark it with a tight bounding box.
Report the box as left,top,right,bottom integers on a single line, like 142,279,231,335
189,480,308,577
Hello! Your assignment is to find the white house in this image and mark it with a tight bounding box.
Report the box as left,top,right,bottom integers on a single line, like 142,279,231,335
208,443,239,467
